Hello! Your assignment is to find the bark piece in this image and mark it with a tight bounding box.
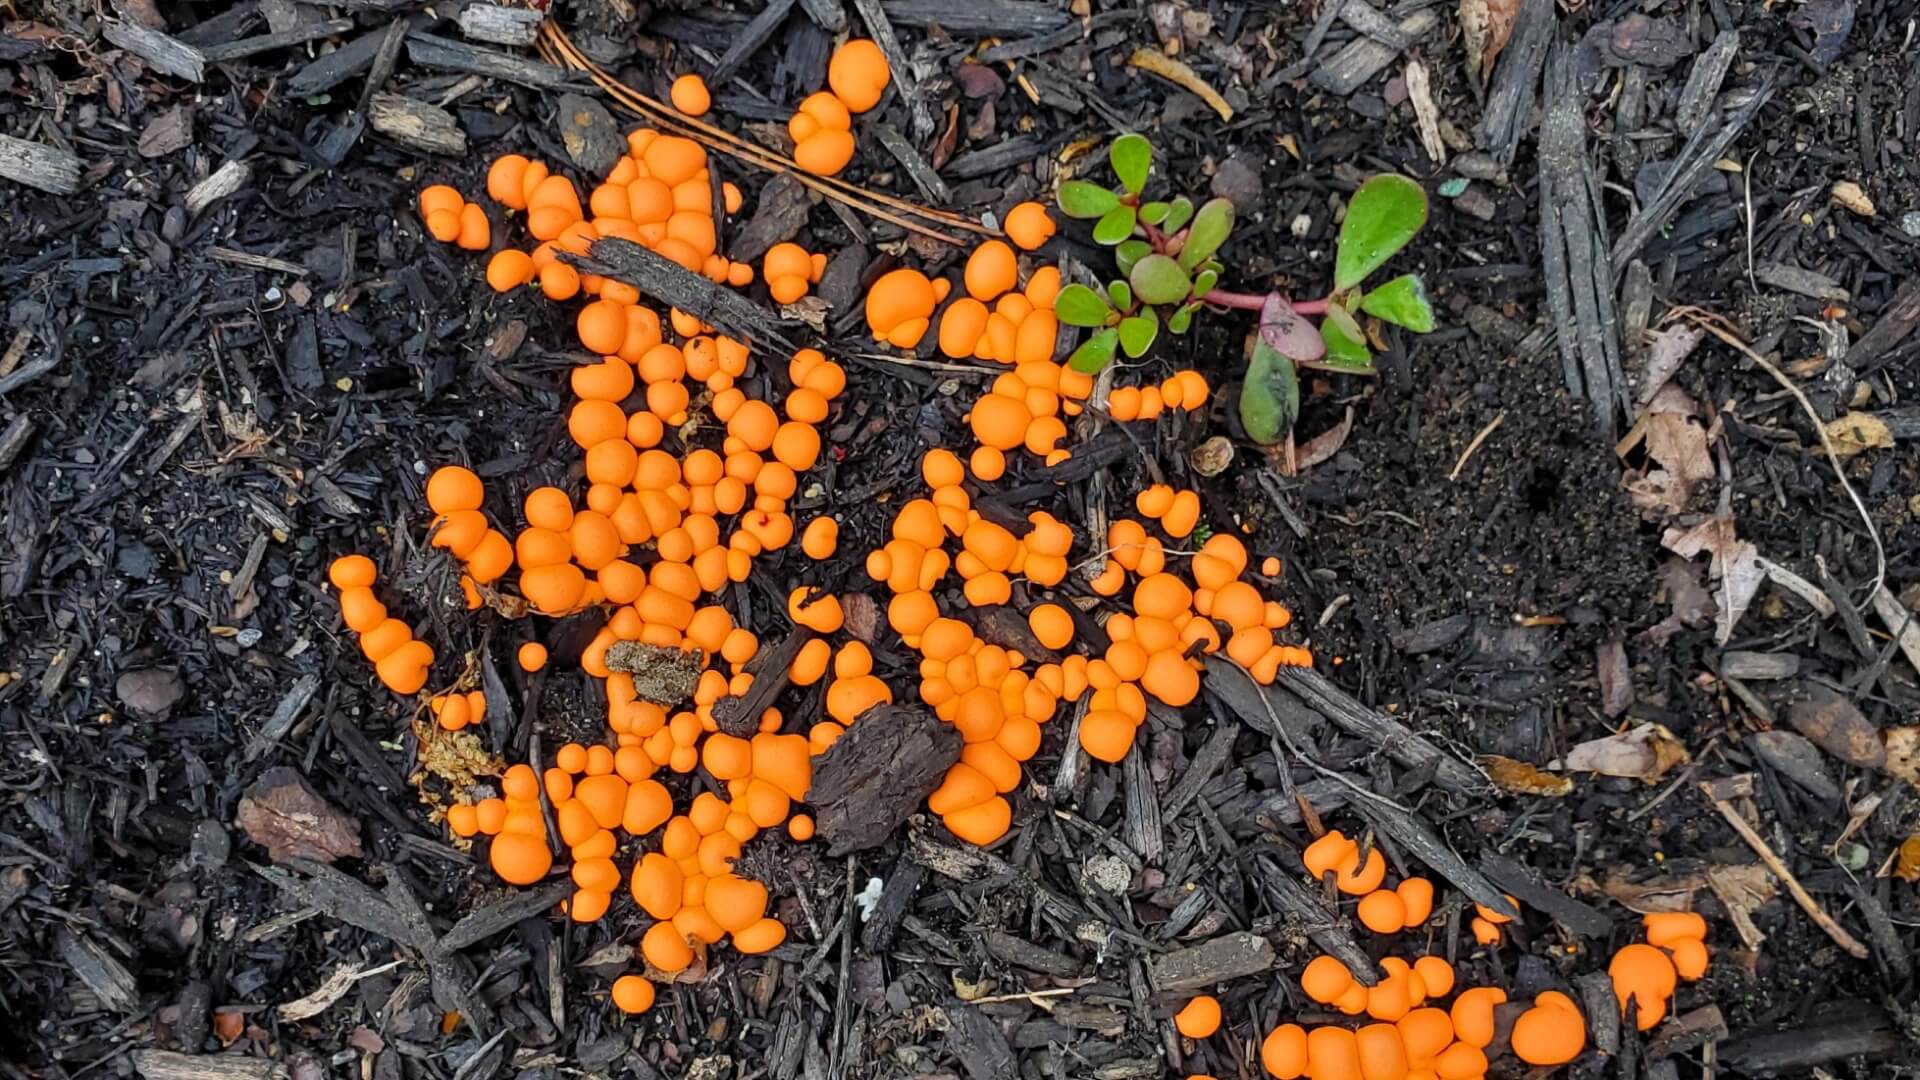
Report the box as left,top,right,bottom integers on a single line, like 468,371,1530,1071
369,93,466,155
730,173,813,264
236,768,364,864
1788,683,1885,769
200,18,353,62
579,238,796,355
1148,931,1275,992
58,928,138,1012
555,92,622,177
133,1052,288,1080
457,3,543,46
0,134,82,194
104,20,206,80
1309,9,1437,94
809,704,961,855
406,31,566,88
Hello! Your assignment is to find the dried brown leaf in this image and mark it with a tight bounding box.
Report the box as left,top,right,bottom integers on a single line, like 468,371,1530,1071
1459,0,1522,81
1296,407,1354,471
1639,324,1706,405
1553,723,1690,783
236,768,363,864
1662,513,1763,644
1480,755,1575,797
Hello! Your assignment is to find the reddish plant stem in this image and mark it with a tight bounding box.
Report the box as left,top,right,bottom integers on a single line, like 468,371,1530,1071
1199,289,1330,315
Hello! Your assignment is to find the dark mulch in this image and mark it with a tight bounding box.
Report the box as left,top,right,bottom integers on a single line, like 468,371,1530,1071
2,0,1917,1078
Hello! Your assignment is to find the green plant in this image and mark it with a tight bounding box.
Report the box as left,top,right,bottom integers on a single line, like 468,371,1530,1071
1052,136,1434,445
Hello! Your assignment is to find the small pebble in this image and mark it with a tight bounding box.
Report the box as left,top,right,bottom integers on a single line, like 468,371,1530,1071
1901,211,1920,238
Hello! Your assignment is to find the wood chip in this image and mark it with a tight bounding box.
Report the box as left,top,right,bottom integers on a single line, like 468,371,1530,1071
104,19,207,81
457,3,544,46
1309,9,1438,95
0,133,82,195
133,1051,288,1080
186,160,251,216
368,93,467,155
406,31,566,88
1148,932,1275,992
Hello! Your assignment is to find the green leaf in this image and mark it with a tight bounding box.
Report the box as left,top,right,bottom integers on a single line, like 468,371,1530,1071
1358,273,1434,333
1115,239,1152,276
1109,133,1152,196
1118,307,1158,358
1240,339,1299,445
1335,174,1429,290
1055,284,1115,328
1139,200,1171,226
1312,306,1375,374
1068,328,1120,373
1192,267,1219,298
1106,280,1133,310
1167,304,1195,334
1178,197,1235,271
1129,254,1191,306
1093,204,1138,245
1058,180,1120,220
1163,196,1194,234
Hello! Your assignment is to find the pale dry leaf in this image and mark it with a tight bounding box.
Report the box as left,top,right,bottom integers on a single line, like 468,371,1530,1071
1884,726,1920,788
1552,723,1690,783
1661,513,1763,643
278,964,363,1022
1639,324,1706,405
1830,180,1875,217
1821,411,1893,457
1645,412,1714,485
1404,59,1446,165
1459,0,1522,81
1480,755,1575,796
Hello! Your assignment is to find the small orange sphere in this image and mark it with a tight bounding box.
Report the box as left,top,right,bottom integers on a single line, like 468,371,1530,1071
670,73,711,116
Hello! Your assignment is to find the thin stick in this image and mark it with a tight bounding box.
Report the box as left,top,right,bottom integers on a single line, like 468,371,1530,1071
539,24,991,245
1698,779,1869,959
1449,410,1505,480
1671,307,1886,613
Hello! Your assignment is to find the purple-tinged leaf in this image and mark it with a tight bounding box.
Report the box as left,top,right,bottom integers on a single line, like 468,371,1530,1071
1259,293,1325,361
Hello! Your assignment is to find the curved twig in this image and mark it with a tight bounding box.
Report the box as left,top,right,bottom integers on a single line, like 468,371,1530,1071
538,23,993,247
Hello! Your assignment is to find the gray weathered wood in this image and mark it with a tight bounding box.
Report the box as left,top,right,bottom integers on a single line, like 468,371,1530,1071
287,20,406,96
57,927,138,1012
457,3,544,46
1120,742,1163,865
407,30,566,88
369,93,467,155
1257,857,1380,984
1480,852,1612,936
1539,44,1625,438
186,160,251,216
879,0,1067,34
1850,278,1920,367
796,0,847,32
133,1051,288,1080
1272,665,1488,793
1308,9,1437,95
1612,71,1775,266
1353,799,1519,919
1147,931,1276,992
1473,0,1553,164
709,0,796,84
1676,29,1739,134
1337,0,1414,49
578,238,796,355
199,17,353,62
0,134,82,195
104,20,207,81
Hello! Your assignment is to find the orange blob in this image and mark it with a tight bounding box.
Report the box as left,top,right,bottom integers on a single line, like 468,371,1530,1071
1262,1024,1308,1080
489,833,552,885
866,269,938,347
964,240,1018,301
611,974,656,1014
1512,991,1586,1066
1448,987,1506,1048
1003,202,1055,250
670,73,711,116
1609,943,1677,1030
1357,889,1408,934
1173,995,1221,1038
827,38,891,113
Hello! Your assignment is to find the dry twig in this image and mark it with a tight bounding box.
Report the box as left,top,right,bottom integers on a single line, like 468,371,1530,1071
1698,777,1868,959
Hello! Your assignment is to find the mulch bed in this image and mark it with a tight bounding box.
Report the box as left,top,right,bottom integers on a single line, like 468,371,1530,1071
1,0,1917,1078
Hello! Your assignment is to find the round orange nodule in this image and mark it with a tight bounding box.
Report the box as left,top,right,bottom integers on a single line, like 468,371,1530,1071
1173,995,1221,1038
827,38,891,113
1003,202,1055,250
670,73,711,116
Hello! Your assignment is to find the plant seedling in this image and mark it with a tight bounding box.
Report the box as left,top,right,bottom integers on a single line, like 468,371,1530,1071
1053,135,1435,445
